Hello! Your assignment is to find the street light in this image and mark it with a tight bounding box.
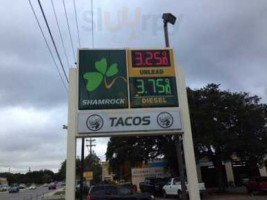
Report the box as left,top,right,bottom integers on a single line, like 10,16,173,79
162,13,177,25
162,13,177,47
62,125,68,130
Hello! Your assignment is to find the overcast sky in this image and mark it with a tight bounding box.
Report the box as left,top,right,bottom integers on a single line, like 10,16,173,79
0,0,266,173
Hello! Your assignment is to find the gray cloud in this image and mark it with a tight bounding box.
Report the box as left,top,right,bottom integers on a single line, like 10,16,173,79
0,0,267,173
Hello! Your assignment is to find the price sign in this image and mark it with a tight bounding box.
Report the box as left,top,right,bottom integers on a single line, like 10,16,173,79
77,48,182,136
128,49,178,108
131,50,171,67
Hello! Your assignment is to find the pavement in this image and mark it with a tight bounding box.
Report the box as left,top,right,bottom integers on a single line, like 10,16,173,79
204,194,267,200
38,187,65,200
155,194,267,200
42,187,65,197
155,187,267,200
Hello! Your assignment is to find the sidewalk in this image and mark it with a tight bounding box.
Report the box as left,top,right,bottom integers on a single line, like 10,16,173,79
39,187,65,200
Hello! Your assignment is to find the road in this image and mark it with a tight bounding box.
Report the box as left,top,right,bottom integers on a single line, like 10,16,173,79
0,186,60,200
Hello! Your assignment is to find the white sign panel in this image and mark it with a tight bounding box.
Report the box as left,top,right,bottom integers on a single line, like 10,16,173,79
77,108,182,137
131,167,171,178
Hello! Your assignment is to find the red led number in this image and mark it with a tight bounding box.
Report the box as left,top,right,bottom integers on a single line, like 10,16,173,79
162,51,169,65
154,51,162,65
145,51,153,66
133,50,169,66
135,52,143,66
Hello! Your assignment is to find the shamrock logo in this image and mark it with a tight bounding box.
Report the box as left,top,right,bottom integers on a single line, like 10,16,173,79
83,58,127,92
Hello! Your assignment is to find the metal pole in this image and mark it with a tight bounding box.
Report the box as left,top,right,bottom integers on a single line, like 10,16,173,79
163,21,170,47
80,138,85,200
175,136,187,200
163,16,187,200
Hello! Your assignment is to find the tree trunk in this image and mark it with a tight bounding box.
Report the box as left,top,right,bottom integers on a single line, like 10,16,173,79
215,163,225,192
211,157,225,192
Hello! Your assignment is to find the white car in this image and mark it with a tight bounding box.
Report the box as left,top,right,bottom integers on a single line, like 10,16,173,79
29,185,37,190
0,185,9,192
162,177,206,199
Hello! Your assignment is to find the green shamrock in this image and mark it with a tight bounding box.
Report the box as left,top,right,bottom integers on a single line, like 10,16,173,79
83,58,119,92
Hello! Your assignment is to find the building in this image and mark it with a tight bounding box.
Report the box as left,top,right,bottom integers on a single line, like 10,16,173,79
197,159,267,187
101,162,114,182
103,158,267,189
0,177,8,185
131,160,170,191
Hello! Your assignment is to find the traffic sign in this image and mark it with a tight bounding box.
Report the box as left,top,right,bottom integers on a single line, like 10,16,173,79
83,171,93,181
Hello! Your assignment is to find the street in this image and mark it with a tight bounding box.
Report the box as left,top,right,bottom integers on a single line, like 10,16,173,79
0,186,59,200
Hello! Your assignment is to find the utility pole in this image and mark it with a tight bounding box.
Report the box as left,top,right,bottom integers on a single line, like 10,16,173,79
86,138,96,186
86,138,96,172
86,138,96,157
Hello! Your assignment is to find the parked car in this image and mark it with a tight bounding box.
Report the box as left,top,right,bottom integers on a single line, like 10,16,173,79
8,186,19,193
139,177,169,196
1,185,9,191
162,177,206,199
48,184,56,190
19,184,26,189
246,176,267,194
29,184,37,190
120,182,137,193
87,184,154,200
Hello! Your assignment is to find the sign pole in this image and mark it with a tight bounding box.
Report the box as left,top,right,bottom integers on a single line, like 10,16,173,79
66,68,78,200
80,138,85,200
175,135,187,200
176,68,200,200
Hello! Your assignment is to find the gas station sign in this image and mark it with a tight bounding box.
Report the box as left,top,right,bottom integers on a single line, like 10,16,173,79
79,48,178,110
78,48,181,136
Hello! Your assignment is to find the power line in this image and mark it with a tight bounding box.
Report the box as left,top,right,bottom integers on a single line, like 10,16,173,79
63,0,76,61
91,0,94,48
37,0,69,83
73,0,81,47
51,0,71,67
28,0,68,92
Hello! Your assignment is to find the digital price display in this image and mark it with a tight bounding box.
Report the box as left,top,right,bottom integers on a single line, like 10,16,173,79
132,77,175,96
128,49,178,108
131,50,171,67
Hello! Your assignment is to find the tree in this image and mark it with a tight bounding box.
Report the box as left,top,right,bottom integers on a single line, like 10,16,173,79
57,154,102,183
84,153,102,183
0,170,56,185
106,84,267,191
57,159,81,181
188,84,267,191
106,135,171,180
